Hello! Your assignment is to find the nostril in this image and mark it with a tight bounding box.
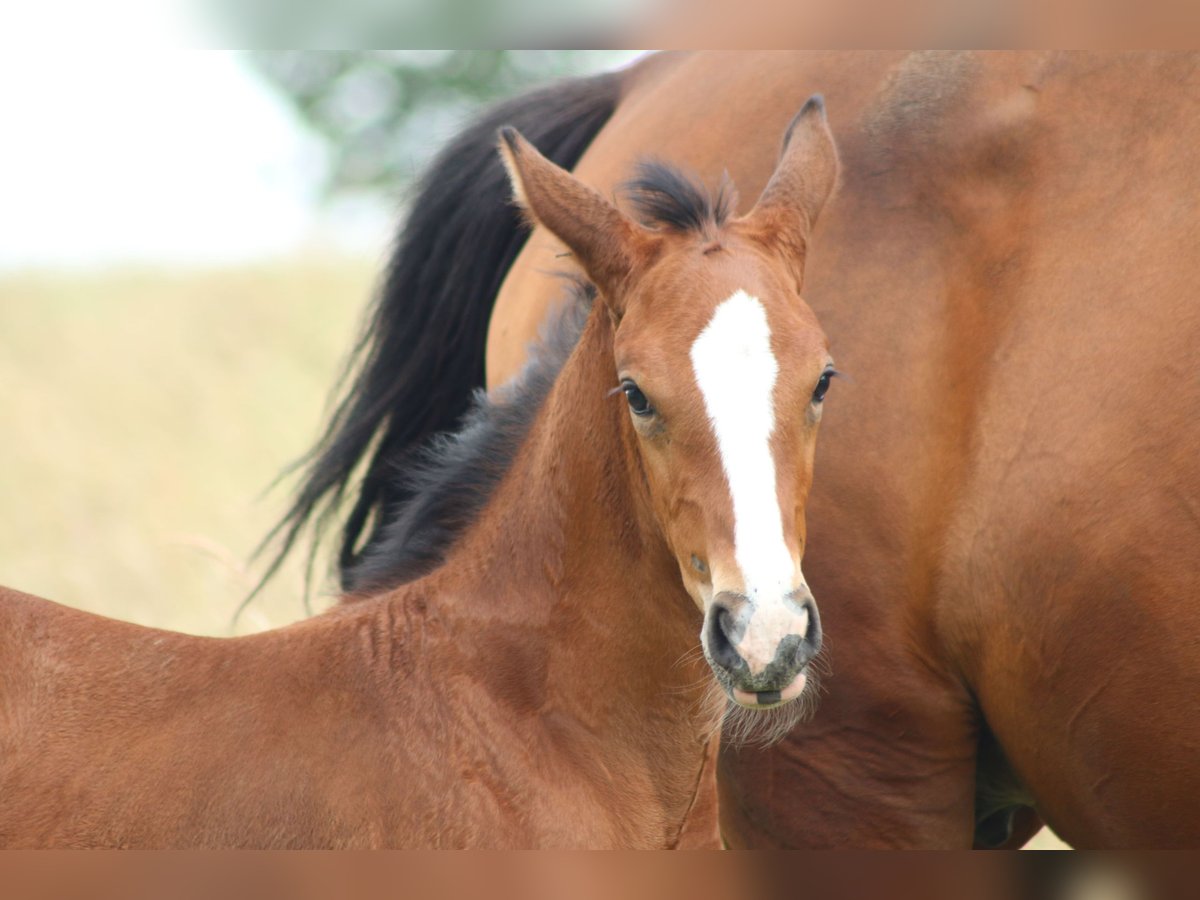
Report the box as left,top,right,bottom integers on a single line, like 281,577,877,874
705,604,742,672
796,598,822,666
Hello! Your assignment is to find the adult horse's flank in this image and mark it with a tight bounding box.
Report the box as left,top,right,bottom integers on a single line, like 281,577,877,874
0,104,839,848
281,52,1200,848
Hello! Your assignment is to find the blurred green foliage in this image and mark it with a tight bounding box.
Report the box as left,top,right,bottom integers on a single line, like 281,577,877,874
250,51,634,197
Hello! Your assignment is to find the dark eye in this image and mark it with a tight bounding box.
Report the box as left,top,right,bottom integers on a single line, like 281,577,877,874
621,379,654,416
812,369,836,404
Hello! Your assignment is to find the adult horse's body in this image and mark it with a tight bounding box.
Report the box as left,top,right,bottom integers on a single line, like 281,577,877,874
283,52,1200,848
1,106,840,847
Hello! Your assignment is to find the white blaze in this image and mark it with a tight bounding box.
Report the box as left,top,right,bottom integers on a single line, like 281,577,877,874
690,290,797,601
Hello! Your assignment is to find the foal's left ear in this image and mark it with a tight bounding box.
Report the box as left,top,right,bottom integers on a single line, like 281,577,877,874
498,127,647,310
744,95,840,290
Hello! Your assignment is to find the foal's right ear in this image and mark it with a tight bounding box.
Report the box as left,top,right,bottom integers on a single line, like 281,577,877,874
498,127,645,309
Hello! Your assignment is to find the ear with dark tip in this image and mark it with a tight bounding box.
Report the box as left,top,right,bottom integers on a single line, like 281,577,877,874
497,126,643,307
744,95,840,287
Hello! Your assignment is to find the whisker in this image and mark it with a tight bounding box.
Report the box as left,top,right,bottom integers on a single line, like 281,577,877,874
664,675,717,697
672,644,707,669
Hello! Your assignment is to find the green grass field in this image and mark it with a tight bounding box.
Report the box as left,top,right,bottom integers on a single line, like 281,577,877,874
0,259,374,635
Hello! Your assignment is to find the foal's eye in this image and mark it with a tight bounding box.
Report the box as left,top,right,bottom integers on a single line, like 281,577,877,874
812,369,836,404
621,379,654,416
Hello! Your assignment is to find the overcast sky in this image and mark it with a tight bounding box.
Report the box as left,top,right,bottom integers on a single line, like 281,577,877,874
0,5,394,270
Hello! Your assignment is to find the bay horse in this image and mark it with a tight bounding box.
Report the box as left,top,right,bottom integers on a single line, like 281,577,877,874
276,51,1200,848
0,103,840,847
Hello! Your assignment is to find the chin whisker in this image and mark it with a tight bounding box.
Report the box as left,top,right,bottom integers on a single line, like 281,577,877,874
720,644,831,748
720,695,808,748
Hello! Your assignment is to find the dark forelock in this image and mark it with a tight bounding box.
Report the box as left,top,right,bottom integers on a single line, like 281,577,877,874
622,161,734,236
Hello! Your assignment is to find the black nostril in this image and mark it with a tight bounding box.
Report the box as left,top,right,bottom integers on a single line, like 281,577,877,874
795,597,822,667
705,604,742,672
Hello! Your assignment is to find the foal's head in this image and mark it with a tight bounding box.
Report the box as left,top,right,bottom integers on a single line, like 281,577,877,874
499,97,839,717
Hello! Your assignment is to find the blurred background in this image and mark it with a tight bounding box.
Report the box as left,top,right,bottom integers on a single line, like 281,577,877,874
0,13,636,636
1,7,1087,848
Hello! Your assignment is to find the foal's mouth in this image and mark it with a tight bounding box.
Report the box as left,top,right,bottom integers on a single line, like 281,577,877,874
729,668,808,709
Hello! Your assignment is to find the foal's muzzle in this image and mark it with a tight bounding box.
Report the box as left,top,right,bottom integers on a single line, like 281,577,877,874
703,589,822,708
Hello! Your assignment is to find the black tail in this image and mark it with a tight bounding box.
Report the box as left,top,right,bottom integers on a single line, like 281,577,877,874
259,71,622,596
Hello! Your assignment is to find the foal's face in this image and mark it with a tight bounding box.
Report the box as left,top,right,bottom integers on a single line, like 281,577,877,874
500,94,840,714
614,240,832,708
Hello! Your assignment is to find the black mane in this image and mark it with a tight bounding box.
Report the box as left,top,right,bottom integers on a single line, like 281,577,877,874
622,160,735,236
343,283,593,595
253,72,620,603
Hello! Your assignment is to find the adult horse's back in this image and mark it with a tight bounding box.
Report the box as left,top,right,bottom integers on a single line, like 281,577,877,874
285,52,1200,847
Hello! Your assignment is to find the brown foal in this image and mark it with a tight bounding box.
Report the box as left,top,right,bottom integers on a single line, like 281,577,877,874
0,100,839,848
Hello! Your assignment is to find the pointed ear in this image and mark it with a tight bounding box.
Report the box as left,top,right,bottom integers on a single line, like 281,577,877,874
498,127,644,306
744,95,840,289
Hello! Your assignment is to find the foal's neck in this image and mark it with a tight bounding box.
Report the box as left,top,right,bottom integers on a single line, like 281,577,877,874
462,308,710,703
398,306,719,826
